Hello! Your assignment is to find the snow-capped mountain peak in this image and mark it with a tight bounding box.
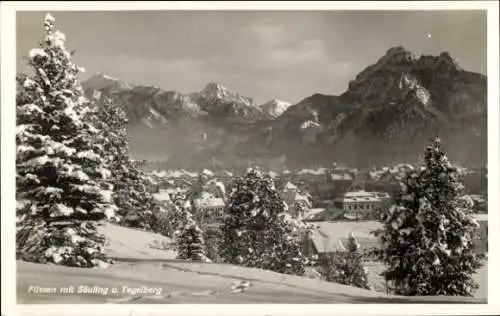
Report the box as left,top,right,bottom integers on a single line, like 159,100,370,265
258,99,292,118
198,82,254,106
95,72,119,81
82,72,134,91
203,82,230,97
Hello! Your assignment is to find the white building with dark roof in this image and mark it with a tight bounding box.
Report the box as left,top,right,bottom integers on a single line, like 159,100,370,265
334,190,382,220
193,192,226,227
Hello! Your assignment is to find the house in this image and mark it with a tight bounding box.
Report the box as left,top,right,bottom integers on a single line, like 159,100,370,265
303,214,488,260
333,190,382,220
303,221,383,258
470,194,487,213
153,188,189,203
215,170,234,185
193,192,226,227
201,169,215,178
313,172,355,207
295,167,328,177
303,208,328,222
164,169,198,182
281,182,313,217
292,168,329,187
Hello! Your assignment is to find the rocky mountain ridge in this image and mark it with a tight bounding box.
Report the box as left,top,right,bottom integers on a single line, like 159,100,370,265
81,46,487,170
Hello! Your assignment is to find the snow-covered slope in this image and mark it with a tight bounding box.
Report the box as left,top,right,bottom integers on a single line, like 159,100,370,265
16,260,487,304
16,223,487,304
97,222,177,260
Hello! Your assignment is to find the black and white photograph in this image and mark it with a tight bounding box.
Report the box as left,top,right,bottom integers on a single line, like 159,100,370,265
1,1,499,315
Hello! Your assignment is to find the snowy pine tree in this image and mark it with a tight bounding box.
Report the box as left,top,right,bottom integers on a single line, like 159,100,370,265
153,191,190,238
16,14,114,268
374,137,485,296
320,233,371,290
175,198,210,262
221,168,306,275
203,226,224,263
92,97,160,230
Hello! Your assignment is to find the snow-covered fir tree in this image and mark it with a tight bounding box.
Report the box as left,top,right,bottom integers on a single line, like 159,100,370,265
91,96,162,230
220,168,306,275
203,226,224,263
175,196,211,262
153,191,190,238
280,212,319,266
374,137,485,296
320,233,371,290
16,14,114,268
188,173,207,216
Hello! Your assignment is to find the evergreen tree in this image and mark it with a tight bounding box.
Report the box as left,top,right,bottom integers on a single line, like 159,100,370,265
91,95,163,231
175,196,210,262
203,226,224,263
320,234,371,289
153,191,190,238
221,168,306,275
16,14,114,267
374,137,485,296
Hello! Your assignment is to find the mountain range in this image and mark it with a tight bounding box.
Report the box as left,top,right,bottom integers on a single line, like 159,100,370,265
82,46,487,171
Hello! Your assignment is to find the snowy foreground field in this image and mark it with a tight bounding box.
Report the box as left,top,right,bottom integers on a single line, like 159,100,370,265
17,223,487,304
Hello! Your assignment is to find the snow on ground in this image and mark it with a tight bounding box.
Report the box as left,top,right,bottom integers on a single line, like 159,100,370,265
363,260,488,300
96,222,177,260
17,223,487,304
314,220,488,300
17,260,485,304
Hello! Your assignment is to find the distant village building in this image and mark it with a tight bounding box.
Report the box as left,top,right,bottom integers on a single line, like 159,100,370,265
193,192,226,227
215,170,234,187
153,188,189,203
291,168,329,204
281,181,312,218
293,168,328,184
303,208,329,222
314,172,355,208
469,194,487,213
268,171,279,180
201,169,214,178
303,221,383,258
333,190,384,220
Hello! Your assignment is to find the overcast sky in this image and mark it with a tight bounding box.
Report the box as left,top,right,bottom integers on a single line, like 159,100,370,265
17,10,486,104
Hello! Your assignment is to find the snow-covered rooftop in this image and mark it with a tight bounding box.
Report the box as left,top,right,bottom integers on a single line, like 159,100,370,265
194,192,225,208
202,169,214,177
311,221,383,253
283,181,298,191
296,168,327,176
334,191,382,203
295,193,310,202
268,171,279,178
330,173,353,181
220,170,233,177
303,208,327,221
344,191,375,198
341,197,381,203
473,213,488,222
153,192,171,202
